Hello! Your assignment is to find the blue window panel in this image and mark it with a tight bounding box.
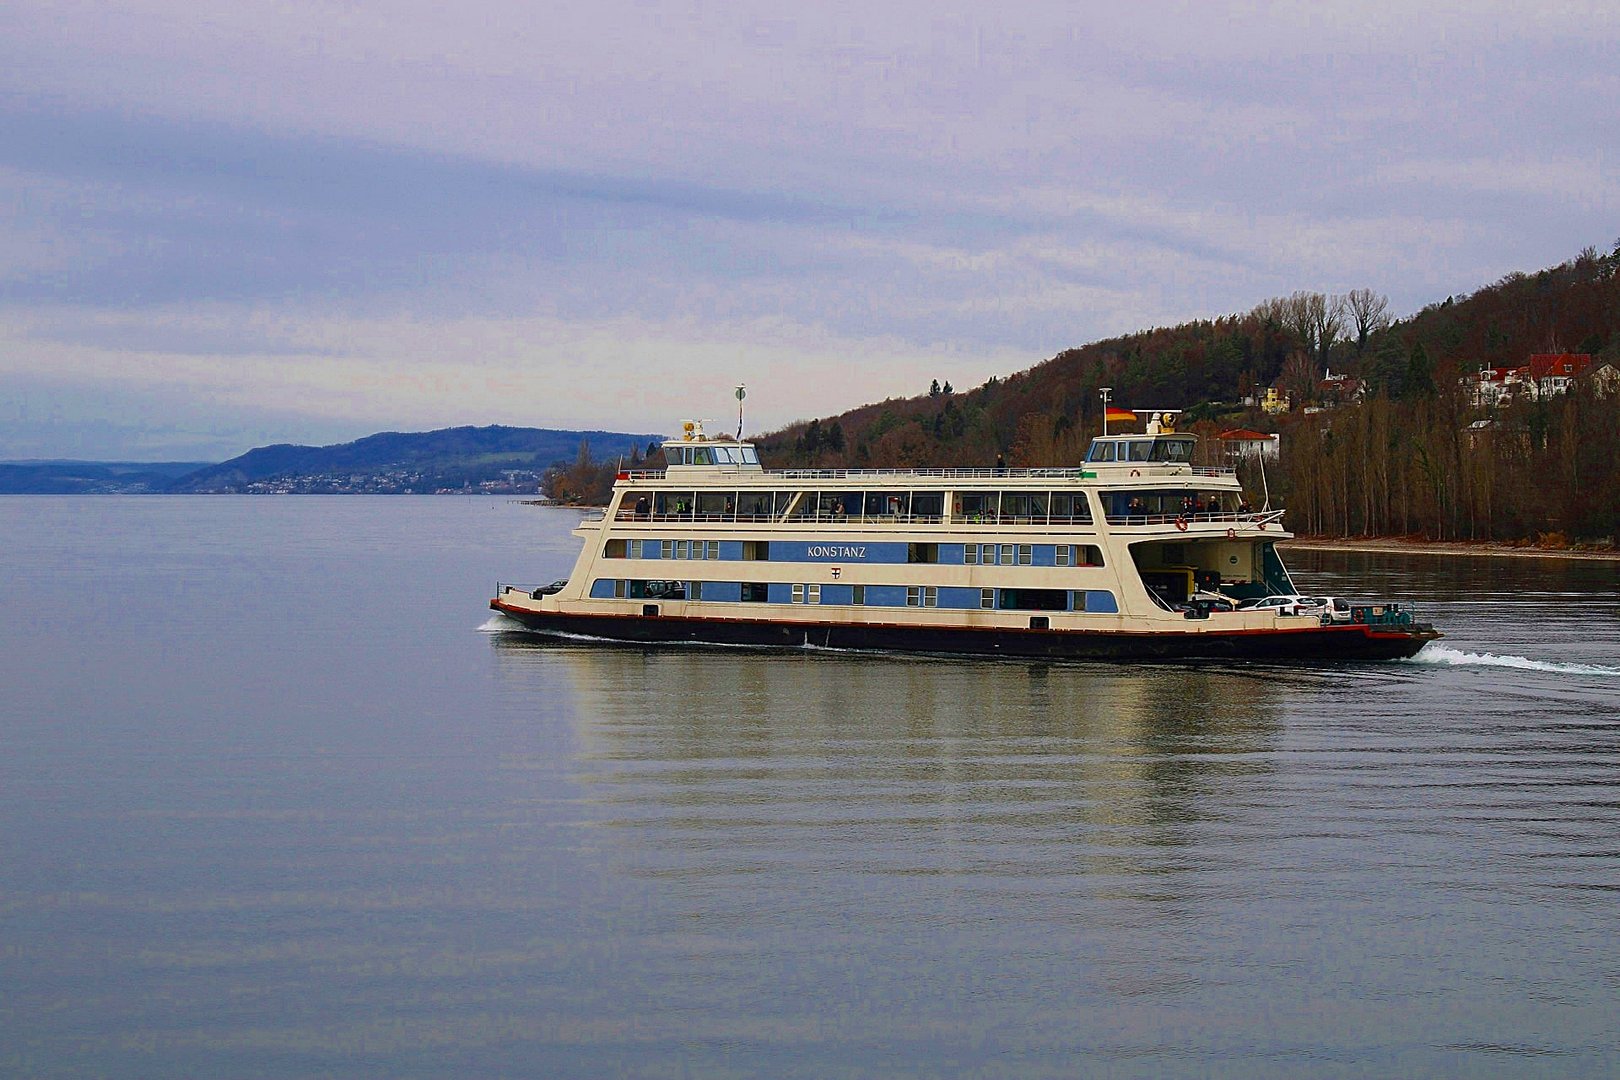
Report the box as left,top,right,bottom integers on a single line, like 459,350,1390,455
938,543,967,563
1083,590,1119,613
702,581,743,602
590,579,618,599
767,583,793,604
718,541,745,561
864,585,908,607
819,584,855,605
1032,545,1058,567
937,587,981,609
769,540,911,564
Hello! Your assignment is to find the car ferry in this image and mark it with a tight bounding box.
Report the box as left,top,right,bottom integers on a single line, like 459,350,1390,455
491,413,1439,660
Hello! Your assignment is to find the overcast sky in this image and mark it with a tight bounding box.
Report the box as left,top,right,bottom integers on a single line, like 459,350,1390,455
2,1,1615,459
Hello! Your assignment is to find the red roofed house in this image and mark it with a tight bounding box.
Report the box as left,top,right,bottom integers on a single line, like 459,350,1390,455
1472,364,1528,407
1527,353,1593,398
1217,428,1280,461
1317,368,1362,405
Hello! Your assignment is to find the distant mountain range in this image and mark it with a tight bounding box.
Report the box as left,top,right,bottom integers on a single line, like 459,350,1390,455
0,426,664,494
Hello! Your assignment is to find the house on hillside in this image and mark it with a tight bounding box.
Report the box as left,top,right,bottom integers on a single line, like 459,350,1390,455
1258,386,1290,414
1527,353,1593,397
1464,418,1495,449
1468,353,1595,405
1472,364,1528,407
1317,368,1362,406
1586,359,1620,396
1216,428,1280,461
1464,418,1530,452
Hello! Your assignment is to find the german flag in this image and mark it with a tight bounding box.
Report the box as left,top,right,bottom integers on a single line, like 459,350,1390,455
1105,407,1137,423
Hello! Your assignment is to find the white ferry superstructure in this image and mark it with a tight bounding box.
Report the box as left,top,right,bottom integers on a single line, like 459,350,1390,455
491,416,1439,660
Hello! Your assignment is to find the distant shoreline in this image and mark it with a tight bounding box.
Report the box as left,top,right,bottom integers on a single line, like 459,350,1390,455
1281,537,1620,562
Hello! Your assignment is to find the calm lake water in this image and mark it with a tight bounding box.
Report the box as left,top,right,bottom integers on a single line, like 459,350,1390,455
3,497,1618,1079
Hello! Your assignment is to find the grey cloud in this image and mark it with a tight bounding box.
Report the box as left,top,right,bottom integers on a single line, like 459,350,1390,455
0,102,882,309
1,2,1616,458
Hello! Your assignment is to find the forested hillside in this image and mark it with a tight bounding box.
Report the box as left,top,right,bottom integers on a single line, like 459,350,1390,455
755,243,1620,543
0,460,211,494
170,426,661,494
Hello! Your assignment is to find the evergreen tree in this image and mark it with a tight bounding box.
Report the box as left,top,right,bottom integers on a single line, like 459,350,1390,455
1406,342,1436,398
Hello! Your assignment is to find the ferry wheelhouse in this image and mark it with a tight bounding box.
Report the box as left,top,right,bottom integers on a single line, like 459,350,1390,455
491,415,1438,660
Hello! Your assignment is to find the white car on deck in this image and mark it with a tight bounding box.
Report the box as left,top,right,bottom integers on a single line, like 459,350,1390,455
1303,596,1356,623
1238,594,1327,617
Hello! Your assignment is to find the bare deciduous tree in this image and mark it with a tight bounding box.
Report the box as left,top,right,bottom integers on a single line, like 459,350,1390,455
1252,296,1290,327
1280,291,1322,352
1279,349,1319,405
1311,293,1347,365
1267,291,1345,364
1344,288,1391,354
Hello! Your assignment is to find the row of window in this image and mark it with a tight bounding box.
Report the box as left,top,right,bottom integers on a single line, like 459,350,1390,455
603,539,1107,567
964,543,1104,566
1085,436,1196,463
1104,490,1243,517
622,489,1092,523
588,578,1120,613
789,584,936,606
619,539,722,560
665,444,760,467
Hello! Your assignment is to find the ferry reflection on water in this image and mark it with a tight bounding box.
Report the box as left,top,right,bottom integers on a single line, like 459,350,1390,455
489,636,1287,891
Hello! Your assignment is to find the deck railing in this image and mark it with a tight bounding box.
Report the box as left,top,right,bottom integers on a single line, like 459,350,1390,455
494,582,546,598
619,464,1237,481
1103,509,1287,528
602,508,1287,530
611,511,1098,527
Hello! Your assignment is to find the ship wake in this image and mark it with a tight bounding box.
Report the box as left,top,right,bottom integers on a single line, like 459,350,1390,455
479,613,529,633
1410,643,1620,677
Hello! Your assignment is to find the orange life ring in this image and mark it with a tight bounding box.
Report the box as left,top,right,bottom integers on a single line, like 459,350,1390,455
1175,517,1189,532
